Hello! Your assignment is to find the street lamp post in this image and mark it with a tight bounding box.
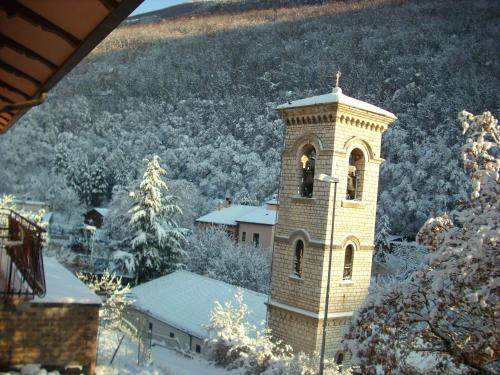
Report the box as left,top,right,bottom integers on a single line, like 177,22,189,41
315,173,339,375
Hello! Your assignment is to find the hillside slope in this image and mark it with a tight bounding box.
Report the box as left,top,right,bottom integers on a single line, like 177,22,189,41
1,0,499,236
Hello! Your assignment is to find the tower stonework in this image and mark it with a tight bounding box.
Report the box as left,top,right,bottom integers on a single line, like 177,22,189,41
268,86,396,358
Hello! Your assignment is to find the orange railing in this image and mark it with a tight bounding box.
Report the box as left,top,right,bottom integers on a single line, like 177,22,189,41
0,209,46,299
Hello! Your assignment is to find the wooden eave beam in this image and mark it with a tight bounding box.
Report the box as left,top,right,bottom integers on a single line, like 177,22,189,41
0,59,42,86
0,79,30,98
99,0,121,11
0,33,58,71
0,93,14,104
0,0,145,135
0,114,10,122
0,92,46,114
1,1,81,47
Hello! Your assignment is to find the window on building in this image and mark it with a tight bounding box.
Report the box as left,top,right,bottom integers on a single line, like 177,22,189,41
242,232,246,242
253,233,260,247
346,148,365,200
195,344,201,353
299,145,316,198
343,244,354,280
294,240,304,277
336,352,344,368
169,332,175,338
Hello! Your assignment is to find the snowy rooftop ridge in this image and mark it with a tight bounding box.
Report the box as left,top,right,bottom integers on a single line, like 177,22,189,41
196,204,277,226
130,270,267,339
237,206,277,225
93,207,110,217
277,87,397,119
33,257,101,305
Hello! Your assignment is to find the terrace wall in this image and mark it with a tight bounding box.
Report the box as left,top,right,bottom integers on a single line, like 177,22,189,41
0,301,100,374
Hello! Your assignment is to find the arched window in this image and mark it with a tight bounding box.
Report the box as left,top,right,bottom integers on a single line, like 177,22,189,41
343,244,354,280
293,240,304,277
299,145,316,198
346,148,365,200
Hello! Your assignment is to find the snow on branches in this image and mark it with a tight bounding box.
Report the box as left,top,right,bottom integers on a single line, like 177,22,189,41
78,270,133,329
345,111,499,374
129,155,188,283
206,289,345,375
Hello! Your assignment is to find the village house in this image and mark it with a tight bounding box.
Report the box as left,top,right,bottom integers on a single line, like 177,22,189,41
0,1,144,373
125,270,267,356
196,199,278,249
84,207,110,229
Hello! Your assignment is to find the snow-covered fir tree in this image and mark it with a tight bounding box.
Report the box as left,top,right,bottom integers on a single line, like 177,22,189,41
129,155,188,284
374,214,391,263
344,111,499,374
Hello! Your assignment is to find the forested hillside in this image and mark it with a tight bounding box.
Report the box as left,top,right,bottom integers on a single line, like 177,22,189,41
1,0,498,236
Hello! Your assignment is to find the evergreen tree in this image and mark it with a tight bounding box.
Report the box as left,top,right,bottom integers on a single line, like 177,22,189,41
374,214,391,263
129,155,188,284
90,155,109,206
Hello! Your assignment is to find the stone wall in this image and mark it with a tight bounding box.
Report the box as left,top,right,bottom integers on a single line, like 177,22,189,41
268,304,350,358
0,301,99,374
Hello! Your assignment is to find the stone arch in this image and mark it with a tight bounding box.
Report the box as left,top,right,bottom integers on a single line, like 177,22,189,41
341,236,359,281
289,229,314,247
340,235,361,250
292,133,325,158
343,137,375,162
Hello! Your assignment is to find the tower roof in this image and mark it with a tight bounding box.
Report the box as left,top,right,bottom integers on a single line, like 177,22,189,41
277,87,396,119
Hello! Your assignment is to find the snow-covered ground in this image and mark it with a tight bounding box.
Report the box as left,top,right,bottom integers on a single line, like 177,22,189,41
97,328,241,375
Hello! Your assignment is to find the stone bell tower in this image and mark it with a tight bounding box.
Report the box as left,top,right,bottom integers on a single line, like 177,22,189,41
267,77,396,359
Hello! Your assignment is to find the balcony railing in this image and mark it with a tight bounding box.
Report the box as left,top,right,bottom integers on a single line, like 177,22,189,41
0,208,46,299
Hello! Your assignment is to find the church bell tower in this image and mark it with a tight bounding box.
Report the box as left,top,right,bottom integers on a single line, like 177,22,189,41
268,76,396,359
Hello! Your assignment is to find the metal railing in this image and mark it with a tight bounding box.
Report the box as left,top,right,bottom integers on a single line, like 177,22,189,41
0,208,46,299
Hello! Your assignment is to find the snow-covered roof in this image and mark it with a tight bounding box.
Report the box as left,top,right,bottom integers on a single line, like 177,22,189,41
33,257,101,305
91,207,110,217
237,206,277,225
12,198,47,206
42,212,52,224
388,234,403,242
130,270,267,339
277,87,397,119
196,204,276,226
265,199,279,206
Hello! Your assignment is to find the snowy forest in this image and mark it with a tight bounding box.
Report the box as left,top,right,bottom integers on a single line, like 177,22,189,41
0,0,499,238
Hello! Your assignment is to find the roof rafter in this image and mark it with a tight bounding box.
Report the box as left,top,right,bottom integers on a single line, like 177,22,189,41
1,1,81,47
0,93,14,104
0,33,58,71
0,79,30,98
98,0,120,11
0,59,41,86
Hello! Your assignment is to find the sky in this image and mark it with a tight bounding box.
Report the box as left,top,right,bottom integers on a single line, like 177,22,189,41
130,0,187,16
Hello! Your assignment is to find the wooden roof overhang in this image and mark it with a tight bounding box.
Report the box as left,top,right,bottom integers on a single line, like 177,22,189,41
0,0,144,134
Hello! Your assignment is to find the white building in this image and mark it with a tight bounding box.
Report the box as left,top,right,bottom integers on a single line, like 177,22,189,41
196,199,278,249
125,271,267,355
